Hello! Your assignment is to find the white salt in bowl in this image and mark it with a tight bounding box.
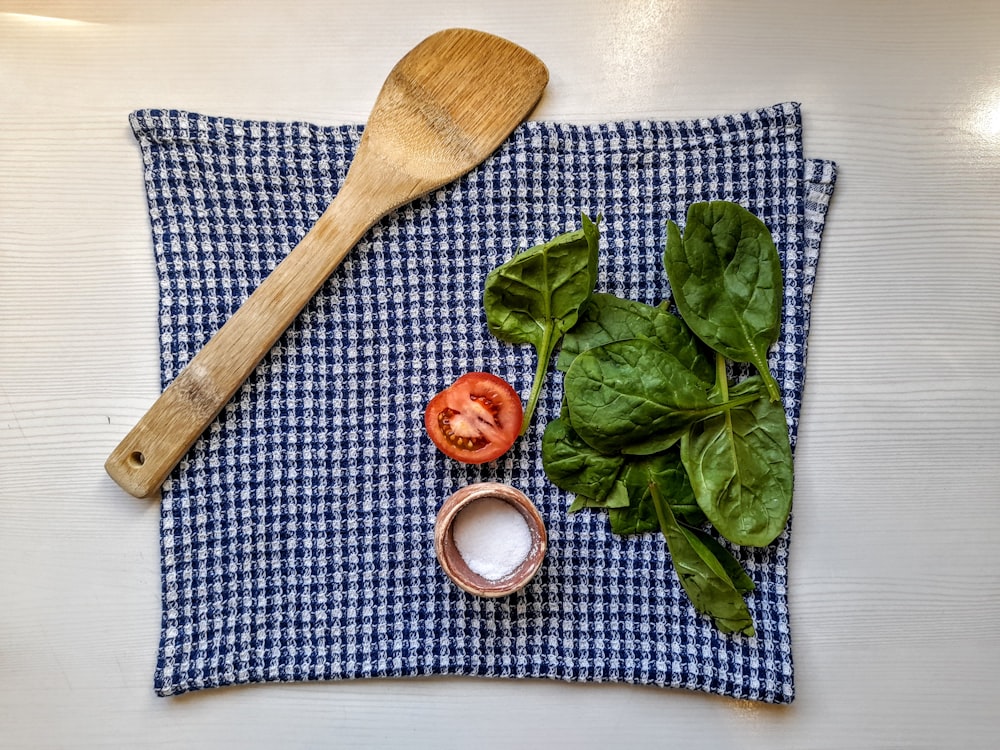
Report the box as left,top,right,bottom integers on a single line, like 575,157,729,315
434,482,547,598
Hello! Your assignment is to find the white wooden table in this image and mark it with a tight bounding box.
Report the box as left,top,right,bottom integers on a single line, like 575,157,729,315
2,1,998,747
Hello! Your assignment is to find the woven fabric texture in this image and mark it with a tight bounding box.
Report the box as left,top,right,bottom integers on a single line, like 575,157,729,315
130,102,836,702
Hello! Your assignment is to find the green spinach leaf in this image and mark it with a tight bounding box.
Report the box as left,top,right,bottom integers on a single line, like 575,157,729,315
664,201,783,401
563,338,761,456
680,375,793,547
608,450,706,535
683,526,755,593
556,293,713,382
541,417,625,503
568,483,630,513
607,488,659,535
542,412,706,531
484,215,600,433
650,482,756,636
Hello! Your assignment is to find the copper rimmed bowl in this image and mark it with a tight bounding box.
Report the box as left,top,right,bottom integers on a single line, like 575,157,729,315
434,482,547,598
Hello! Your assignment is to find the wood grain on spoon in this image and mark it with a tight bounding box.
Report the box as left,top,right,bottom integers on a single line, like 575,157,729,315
105,28,548,498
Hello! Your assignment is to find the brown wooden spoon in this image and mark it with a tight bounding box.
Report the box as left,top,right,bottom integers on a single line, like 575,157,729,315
106,28,548,498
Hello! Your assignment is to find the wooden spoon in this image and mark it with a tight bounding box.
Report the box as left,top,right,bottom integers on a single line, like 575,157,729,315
106,28,548,498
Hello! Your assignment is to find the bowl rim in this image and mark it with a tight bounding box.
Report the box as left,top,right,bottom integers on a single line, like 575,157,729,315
434,481,547,598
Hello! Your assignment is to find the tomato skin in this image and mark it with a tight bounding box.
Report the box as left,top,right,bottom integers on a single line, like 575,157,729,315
424,372,524,464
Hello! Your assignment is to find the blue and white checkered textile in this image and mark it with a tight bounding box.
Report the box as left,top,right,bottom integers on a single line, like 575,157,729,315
130,102,837,703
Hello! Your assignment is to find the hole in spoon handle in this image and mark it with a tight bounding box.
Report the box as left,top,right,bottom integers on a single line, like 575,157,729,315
105,440,170,500
105,400,209,499
104,352,239,498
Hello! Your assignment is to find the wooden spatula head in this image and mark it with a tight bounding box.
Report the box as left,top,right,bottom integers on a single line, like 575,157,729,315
353,28,549,208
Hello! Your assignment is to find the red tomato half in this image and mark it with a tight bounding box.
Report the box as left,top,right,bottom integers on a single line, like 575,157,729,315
424,372,524,464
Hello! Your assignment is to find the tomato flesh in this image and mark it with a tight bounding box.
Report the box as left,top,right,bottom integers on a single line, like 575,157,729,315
424,372,523,464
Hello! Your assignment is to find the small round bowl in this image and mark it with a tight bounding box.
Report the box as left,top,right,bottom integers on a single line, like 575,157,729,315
434,482,547,598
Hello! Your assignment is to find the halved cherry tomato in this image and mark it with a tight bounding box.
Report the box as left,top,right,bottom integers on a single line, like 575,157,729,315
424,372,524,464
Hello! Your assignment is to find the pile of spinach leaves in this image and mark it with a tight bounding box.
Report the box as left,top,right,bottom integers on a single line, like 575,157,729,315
484,201,794,636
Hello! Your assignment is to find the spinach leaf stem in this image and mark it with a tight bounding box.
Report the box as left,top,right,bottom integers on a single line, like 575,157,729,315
760,368,781,403
521,322,555,435
698,388,762,419
716,352,734,437
649,478,672,538
715,352,730,402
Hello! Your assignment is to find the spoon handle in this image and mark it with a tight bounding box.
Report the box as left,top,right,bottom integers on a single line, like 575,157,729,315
104,29,547,498
104,178,385,498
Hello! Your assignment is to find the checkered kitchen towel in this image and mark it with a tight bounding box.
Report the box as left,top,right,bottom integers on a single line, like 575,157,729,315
130,102,836,703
